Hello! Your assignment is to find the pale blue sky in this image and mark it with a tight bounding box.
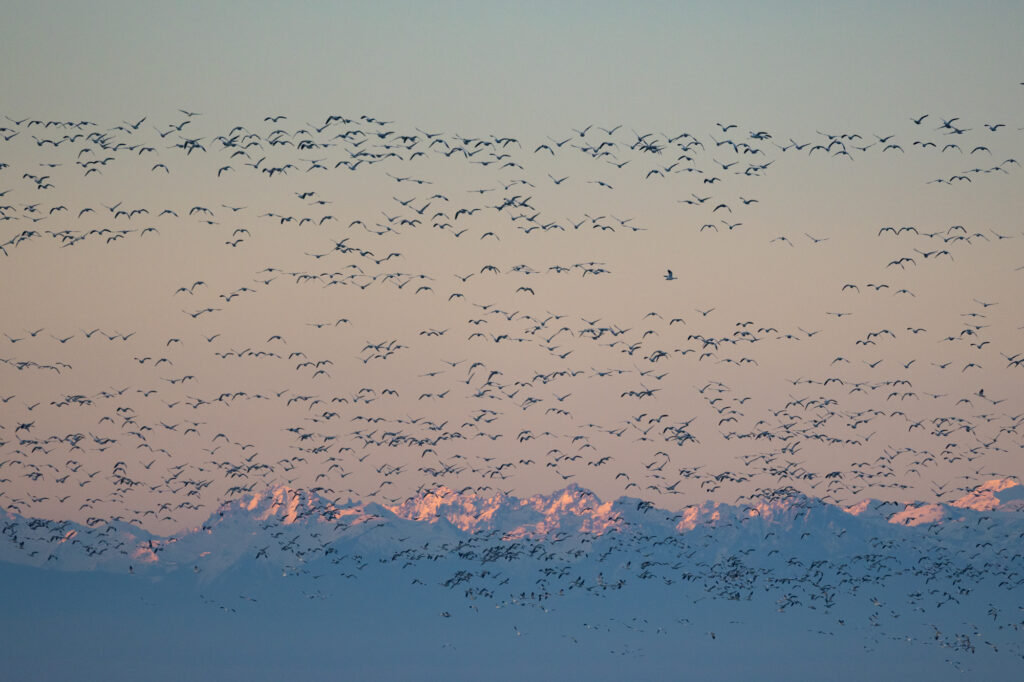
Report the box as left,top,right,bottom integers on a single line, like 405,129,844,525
3,2,1022,133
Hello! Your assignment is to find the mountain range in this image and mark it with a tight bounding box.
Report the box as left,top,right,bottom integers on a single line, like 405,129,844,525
3,481,1024,680
3,479,1021,577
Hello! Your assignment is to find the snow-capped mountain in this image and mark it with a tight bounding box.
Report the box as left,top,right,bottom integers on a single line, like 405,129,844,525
3,479,1020,577
3,480,1024,681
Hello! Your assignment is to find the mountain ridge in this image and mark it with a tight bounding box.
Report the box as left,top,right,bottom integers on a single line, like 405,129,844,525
2,478,1020,575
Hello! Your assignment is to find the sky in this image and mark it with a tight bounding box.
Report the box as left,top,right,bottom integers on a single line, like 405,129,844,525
1,1,1023,533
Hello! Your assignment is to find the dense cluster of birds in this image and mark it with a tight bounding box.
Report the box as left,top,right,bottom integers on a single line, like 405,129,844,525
0,100,1022,666
1,107,1021,521
2,482,1023,667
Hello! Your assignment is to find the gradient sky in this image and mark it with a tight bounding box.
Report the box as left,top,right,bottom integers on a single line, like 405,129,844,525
1,1,1022,532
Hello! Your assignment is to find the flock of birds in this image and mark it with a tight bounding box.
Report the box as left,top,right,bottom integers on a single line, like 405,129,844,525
0,100,1022,665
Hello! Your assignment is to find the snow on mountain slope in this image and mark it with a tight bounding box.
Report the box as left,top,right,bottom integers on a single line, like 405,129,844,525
3,481,1024,679
3,481,1022,572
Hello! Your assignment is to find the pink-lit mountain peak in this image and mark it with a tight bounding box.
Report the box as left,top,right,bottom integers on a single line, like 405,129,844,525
213,485,378,529
236,485,331,524
844,478,1022,526
950,477,1022,511
385,483,622,537
380,482,833,538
